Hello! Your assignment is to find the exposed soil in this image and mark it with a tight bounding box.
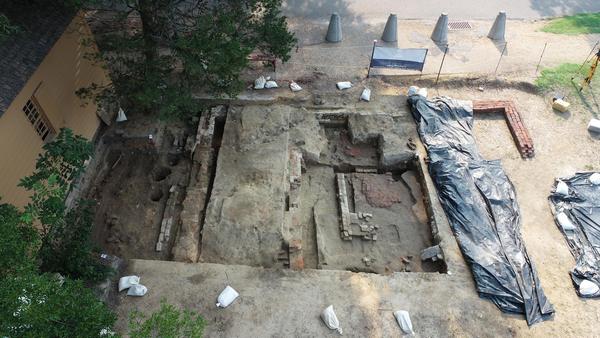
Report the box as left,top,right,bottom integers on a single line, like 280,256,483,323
360,173,403,208
322,127,379,170
88,116,193,261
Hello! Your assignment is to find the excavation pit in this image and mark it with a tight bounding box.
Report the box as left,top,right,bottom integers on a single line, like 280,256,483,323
149,187,164,202
302,160,445,274
153,167,172,182
196,106,446,274
89,103,447,272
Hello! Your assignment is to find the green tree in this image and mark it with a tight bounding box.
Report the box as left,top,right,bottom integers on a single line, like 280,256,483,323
79,0,296,120
0,128,116,336
129,301,206,338
0,204,38,276
0,272,116,338
37,200,112,282
19,128,93,229
16,128,109,282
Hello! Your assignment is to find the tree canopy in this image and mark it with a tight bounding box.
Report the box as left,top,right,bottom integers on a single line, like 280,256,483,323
79,0,296,119
0,128,115,337
0,273,117,338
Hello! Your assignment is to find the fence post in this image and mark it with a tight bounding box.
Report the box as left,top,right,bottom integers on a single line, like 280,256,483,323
436,45,449,85
367,40,377,78
494,42,508,75
535,42,547,75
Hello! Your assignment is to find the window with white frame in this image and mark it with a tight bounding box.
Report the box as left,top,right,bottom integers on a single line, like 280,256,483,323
22,98,54,141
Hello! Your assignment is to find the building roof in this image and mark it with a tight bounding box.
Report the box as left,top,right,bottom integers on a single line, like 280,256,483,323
0,2,75,116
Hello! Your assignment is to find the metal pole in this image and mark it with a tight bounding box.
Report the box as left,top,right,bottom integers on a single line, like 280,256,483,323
435,45,449,85
578,41,599,72
535,42,547,75
494,42,508,75
367,40,377,78
572,41,599,81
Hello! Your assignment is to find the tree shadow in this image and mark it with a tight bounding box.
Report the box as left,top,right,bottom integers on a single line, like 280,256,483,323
282,0,367,47
282,0,360,23
530,0,600,50
528,0,600,18
573,82,600,118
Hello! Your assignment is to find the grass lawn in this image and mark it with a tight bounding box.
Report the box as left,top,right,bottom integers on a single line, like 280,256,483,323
535,63,587,92
536,62,600,117
541,13,600,34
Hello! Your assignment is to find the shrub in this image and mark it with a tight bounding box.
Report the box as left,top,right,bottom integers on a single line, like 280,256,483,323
0,272,116,338
129,301,206,338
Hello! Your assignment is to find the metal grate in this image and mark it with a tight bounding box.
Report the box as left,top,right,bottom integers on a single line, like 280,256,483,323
448,21,472,30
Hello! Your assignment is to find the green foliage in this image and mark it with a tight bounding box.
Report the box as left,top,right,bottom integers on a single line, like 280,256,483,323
38,200,112,282
0,204,39,276
535,63,582,92
0,272,116,338
21,128,93,189
0,13,20,42
535,62,600,93
175,11,253,98
81,0,296,120
129,301,205,338
541,13,600,35
255,0,297,63
19,128,92,229
11,128,111,282
0,128,116,335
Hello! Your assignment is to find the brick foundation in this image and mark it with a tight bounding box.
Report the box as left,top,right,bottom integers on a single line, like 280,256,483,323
473,100,534,158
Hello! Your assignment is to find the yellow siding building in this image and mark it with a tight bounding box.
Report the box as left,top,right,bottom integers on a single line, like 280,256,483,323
0,6,111,207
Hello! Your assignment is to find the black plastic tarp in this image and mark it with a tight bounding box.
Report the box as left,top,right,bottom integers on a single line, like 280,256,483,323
549,173,600,297
408,93,554,325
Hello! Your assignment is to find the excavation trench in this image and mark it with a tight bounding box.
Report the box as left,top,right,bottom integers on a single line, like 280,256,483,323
90,105,447,274
186,107,447,274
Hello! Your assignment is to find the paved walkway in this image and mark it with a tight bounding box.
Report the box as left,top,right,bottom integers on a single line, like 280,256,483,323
283,0,600,20
272,18,600,82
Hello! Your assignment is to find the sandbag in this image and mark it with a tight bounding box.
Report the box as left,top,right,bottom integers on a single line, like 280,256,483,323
118,275,140,292
216,285,239,308
549,173,600,298
254,76,266,89
579,280,600,296
116,108,127,122
265,80,278,89
407,86,419,96
321,305,343,334
126,284,147,297
556,212,576,231
290,81,302,92
360,88,371,102
555,180,569,195
393,310,414,335
590,173,600,185
407,86,427,98
336,81,352,90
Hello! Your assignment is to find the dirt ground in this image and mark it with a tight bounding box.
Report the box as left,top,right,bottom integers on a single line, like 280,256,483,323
88,115,193,261
70,10,600,336
108,78,600,337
